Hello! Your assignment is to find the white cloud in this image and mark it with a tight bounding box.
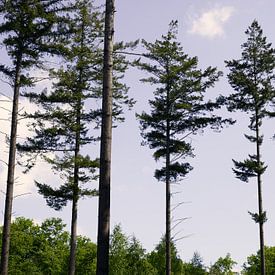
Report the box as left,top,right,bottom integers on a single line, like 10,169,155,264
0,95,49,196
189,6,235,38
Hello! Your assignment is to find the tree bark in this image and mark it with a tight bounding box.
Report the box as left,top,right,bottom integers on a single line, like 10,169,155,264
68,95,81,275
96,0,114,274
0,54,22,275
165,126,171,275
69,188,78,275
165,77,171,275
255,108,266,275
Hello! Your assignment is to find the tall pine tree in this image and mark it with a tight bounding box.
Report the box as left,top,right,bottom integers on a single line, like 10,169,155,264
17,1,134,274
225,20,275,275
19,2,102,274
0,1,71,273
136,21,230,275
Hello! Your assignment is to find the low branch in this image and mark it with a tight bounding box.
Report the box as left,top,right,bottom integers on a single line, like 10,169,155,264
19,147,75,152
0,78,12,87
31,76,51,83
0,159,8,166
172,234,193,243
171,201,192,212
171,191,182,196
0,100,11,103
0,106,11,113
13,192,32,199
171,217,191,231
0,130,8,136
114,50,147,57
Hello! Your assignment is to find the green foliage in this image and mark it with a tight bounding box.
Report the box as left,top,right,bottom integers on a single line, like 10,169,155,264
109,225,129,274
18,0,136,210
0,1,74,272
2,217,69,274
232,155,266,182
225,20,275,185
109,224,156,275
0,0,72,82
136,20,229,275
126,236,157,274
147,236,184,274
242,247,275,275
75,236,97,274
0,217,97,274
136,21,230,184
182,252,207,275
18,0,104,209
208,254,236,275
226,20,275,116
248,211,267,224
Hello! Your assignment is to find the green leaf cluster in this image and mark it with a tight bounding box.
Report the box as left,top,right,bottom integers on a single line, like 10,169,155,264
109,224,156,275
243,247,275,275
0,217,96,274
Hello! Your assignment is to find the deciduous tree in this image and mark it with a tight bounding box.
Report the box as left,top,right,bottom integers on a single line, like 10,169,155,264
0,217,97,274
208,254,236,275
243,247,275,275
147,236,184,274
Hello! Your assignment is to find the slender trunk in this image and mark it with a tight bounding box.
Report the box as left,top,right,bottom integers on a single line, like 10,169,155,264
255,108,265,275
96,0,114,274
165,78,171,275
165,123,171,275
69,189,78,275
68,96,81,275
68,17,86,274
0,54,22,275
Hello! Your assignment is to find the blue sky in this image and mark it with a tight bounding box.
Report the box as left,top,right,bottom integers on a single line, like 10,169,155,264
1,0,275,271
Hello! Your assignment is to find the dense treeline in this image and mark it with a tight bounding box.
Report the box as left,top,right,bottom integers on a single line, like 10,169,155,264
1,0,275,274
1,217,274,274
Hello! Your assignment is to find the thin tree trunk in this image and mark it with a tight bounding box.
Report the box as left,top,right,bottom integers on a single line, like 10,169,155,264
165,128,171,275
69,189,78,275
0,54,22,275
255,108,265,275
68,103,81,275
68,16,86,273
165,78,171,275
96,0,114,274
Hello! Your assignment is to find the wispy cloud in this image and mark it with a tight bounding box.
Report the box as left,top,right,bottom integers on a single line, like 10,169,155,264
189,6,235,38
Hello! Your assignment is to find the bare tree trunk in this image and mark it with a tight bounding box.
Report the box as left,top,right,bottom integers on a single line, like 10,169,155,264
96,0,114,274
0,55,22,275
255,109,266,275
